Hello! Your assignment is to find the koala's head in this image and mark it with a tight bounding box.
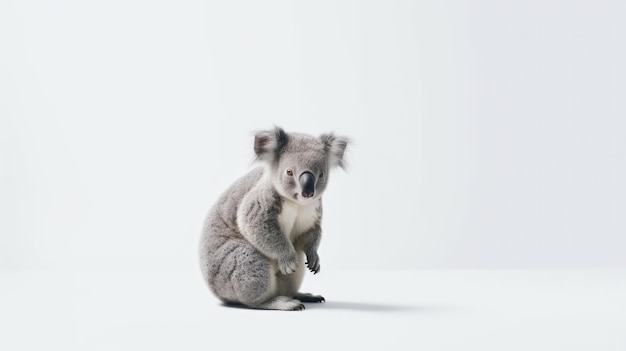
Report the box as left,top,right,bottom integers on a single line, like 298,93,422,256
254,126,349,204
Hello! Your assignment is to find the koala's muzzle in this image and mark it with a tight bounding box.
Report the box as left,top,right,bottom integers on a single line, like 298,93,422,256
299,171,315,198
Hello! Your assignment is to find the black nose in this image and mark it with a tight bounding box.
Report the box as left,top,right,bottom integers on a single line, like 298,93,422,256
299,171,315,198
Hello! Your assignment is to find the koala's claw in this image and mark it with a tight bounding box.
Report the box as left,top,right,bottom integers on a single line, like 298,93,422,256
306,252,320,274
278,255,298,275
306,262,320,274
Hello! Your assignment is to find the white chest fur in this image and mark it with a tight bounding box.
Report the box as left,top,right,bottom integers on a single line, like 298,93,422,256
278,199,320,242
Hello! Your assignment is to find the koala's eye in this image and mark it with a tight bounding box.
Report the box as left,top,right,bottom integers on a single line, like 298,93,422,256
319,172,324,178
286,169,293,176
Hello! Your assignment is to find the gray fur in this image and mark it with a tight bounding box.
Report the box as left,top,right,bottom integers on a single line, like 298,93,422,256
199,127,348,311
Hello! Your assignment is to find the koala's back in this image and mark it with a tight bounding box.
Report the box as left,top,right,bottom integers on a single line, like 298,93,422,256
199,167,265,295
202,166,264,242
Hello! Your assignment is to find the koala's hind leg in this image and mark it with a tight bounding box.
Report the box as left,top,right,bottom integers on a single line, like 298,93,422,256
225,243,304,311
293,292,325,303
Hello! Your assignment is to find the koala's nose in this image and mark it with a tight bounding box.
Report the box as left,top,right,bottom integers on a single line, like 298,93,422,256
299,171,315,198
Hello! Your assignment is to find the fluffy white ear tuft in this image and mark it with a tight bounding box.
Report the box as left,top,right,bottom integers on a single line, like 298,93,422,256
254,126,288,163
320,133,349,169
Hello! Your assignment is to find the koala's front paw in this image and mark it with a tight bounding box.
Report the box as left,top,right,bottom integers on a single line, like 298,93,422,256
306,251,320,274
278,253,298,275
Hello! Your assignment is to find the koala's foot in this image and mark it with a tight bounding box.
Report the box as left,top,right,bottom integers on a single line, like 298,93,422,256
252,296,305,311
293,292,325,303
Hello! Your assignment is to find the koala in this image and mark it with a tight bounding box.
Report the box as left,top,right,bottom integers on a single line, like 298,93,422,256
199,127,348,311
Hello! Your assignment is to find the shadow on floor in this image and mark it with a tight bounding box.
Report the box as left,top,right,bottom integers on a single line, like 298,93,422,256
303,300,439,313
221,300,444,313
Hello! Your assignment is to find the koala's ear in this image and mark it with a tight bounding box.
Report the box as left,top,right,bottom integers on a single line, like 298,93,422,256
254,126,289,163
320,133,349,169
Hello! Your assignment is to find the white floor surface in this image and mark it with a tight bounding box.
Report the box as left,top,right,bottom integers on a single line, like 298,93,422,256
1,269,624,350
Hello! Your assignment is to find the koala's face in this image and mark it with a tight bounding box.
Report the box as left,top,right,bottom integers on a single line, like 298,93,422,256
254,128,348,204
273,137,330,203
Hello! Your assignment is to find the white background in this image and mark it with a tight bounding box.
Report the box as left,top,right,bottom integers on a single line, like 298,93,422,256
2,0,625,271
